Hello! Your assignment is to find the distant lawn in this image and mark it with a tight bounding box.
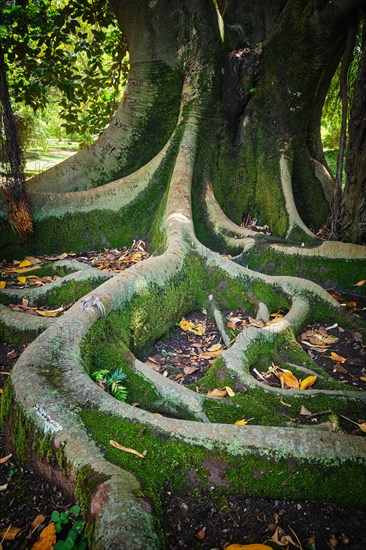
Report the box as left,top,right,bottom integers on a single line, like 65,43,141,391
25,141,79,178
324,149,337,178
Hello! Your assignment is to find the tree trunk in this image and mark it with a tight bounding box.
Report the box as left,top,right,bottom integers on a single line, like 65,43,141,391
1,1,366,548
342,20,366,244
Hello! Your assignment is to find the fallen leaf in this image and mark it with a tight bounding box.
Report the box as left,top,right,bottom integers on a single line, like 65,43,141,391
207,343,222,352
333,363,348,374
340,415,366,433
227,321,238,330
299,405,312,416
235,418,254,425
22,297,29,307
0,389,3,394
199,350,223,359
354,279,366,286
17,276,27,284
207,388,227,398
360,377,366,382
280,398,291,407
330,352,346,363
18,260,32,268
31,523,56,549
0,526,23,540
346,301,357,309
247,317,265,328
196,528,206,540
0,453,12,464
183,366,199,375
299,375,317,390
276,369,299,389
130,253,142,261
30,515,46,529
109,440,145,458
225,385,236,397
35,307,64,317
0,281,6,289
0,483,8,491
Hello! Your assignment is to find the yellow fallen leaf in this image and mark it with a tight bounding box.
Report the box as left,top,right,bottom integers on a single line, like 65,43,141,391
0,453,12,464
130,253,142,261
330,352,346,363
18,260,32,268
225,385,235,397
354,279,366,286
276,369,299,389
180,320,192,331
0,281,6,289
191,323,204,336
300,375,317,390
207,343,222,352
207,388,227,397
17,276,27,284
0,389,3,394
35,307,64,317
31,523,56,550
360,376,366,382
109,440,145,458
235,418,254,425
0,525,23,540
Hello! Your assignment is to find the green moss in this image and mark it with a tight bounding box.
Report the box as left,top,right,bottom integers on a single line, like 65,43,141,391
75,465,109,518
80,407,366,512
245,244,366,293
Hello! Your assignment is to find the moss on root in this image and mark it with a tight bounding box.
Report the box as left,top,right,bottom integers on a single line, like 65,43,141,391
80,408,366,516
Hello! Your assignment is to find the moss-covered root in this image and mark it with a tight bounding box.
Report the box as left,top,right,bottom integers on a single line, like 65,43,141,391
0,303,54,344
202,177,366,291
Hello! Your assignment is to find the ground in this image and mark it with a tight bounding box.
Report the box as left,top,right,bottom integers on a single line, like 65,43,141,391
1,243,365,549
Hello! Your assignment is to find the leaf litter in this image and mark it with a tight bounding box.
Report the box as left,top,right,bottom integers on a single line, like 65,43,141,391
1,240,150,318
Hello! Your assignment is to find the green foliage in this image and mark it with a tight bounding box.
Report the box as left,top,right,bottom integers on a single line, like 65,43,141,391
1,0,129,144
92,367,128,402
51,506,87,550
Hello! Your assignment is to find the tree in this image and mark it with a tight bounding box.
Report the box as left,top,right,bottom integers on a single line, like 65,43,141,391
1,1,366,548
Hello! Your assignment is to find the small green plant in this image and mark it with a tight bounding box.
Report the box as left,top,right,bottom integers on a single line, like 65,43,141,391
52,505,88,549
92,368,128,402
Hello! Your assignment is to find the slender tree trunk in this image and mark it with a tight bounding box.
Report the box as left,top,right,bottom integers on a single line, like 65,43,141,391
342,20,366,244
0,45,33,236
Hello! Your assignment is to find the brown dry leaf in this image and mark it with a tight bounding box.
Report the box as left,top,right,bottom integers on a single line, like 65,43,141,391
330,352,346,363
299,375,317,390
346,301,357,309
35,306,64,317
354,279,366,287
30,515,46,529
207,343,222,352
109,440,145,458
247,316,265,328
196,528,206,540
183,366,199,375
0,281,6,289
31,523,56,550
225,385,236,397
227,321,238,330
340,415,366,433
276,369,299,389
22,297,29,307
0,453,12,464
300,405,312,416
308,335,326,346
199,350,223,359
0,526,23,540
207,388,227,398
333,362,348,374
